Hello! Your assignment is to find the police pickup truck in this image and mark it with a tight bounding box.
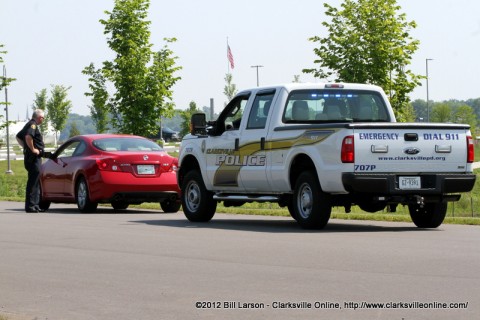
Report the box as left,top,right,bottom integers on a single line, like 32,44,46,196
178,83,476,229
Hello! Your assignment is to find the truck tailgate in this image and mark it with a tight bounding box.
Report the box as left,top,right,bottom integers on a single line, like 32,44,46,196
352,123,471,173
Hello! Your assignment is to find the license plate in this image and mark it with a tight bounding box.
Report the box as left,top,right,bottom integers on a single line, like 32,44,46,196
399,176,421,190
137,165,155,175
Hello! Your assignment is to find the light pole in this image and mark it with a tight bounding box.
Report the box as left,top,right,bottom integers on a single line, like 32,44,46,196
426,58,433,122
251,65,263,87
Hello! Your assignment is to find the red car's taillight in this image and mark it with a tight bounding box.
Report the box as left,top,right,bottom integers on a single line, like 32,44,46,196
341,135,355,163
467,136,474,163
96,158,119,171
159,158,178,173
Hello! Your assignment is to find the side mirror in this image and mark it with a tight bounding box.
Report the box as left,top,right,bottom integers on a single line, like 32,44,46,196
190,113,207,135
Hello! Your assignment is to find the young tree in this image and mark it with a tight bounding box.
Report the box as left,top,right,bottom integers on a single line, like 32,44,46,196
69,121,81,138
303,0,422,121
224,73,237,103
82,64,110,133
0,45,16,131
84,0,181,136
454,105,477,130
32,89,49,135
46,85,72,145
431,103,452,123
411,99,428,121
33,88,48,110
179,101,200,137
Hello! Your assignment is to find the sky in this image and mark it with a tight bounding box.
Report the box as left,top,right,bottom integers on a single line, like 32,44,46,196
1,0,480,119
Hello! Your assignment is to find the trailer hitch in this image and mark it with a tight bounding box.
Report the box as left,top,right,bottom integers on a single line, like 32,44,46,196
413,195,425,207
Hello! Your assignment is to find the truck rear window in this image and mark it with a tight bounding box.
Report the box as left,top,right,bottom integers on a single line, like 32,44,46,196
283,90,390,123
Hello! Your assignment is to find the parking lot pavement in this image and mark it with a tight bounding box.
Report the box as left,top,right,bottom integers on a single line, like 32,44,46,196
1,201,480,320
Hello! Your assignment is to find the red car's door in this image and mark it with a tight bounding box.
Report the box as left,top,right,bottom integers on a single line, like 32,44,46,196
42,141,84,199
41,157,67,198
63,142,89,198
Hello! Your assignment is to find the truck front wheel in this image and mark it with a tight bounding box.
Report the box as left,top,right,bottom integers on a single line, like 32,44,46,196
181,170,217,222
292,171,331,229
408,202,447,228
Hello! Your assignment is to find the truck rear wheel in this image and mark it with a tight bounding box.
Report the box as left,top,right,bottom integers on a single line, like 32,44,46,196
408,202,447,228
181,170,217,222
292,171,331,229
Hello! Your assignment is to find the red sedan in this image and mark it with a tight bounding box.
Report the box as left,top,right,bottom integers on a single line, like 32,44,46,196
39,134,181,213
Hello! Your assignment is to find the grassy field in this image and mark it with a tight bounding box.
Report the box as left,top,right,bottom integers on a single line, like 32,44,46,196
1,152,479,225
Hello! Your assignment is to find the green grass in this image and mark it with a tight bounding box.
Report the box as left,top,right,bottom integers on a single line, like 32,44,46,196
1,157,479,225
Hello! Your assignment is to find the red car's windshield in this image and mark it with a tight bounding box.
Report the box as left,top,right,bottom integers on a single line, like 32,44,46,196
92,137,163,152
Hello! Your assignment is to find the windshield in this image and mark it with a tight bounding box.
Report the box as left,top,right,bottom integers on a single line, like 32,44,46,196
283,90,390,123
92,137,163,152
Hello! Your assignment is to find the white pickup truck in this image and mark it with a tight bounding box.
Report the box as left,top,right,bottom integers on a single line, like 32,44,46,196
178,83,476,229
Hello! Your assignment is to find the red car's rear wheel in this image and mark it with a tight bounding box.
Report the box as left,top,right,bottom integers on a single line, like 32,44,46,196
76,177,98,213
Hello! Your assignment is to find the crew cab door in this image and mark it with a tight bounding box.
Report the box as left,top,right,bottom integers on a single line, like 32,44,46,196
204,93,250,191
237,90,276,191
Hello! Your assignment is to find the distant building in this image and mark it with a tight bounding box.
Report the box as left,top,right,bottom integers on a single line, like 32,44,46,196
0,120,57,146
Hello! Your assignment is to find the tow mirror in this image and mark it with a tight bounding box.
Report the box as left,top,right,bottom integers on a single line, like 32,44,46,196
190,113,207,135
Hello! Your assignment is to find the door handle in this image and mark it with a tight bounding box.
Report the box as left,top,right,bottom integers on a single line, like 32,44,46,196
235,138,239,151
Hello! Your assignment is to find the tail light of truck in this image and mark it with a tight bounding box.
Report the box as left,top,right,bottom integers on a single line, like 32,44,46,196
341,135,355,163
467,136,474,163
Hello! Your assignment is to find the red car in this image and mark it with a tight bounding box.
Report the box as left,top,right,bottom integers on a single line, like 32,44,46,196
39,134,181,213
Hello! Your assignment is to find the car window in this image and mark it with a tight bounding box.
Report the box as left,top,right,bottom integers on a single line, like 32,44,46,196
92,137,163,152
224,98,248,131
57,141,82,158
283,90,390,123
246,92,275,130
211,93,251,136
72,141,87,157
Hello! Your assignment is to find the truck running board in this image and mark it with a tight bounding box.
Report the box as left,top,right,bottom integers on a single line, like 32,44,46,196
213,194,280,203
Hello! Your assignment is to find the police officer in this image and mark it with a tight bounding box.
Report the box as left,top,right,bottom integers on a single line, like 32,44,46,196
16,109,47,213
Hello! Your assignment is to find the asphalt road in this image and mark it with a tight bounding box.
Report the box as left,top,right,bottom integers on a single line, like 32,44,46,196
0,201,479,320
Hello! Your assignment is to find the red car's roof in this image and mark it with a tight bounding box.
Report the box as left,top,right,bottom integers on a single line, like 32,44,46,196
72,134,147,142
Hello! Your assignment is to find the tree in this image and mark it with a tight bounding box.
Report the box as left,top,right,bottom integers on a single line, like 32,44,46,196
82,64,110,133
411,99,427,121
84,0,181,136
303,0,422,121
32,89,49,135
179,101,200,137
431,103,452,123
0,44,16,131
466,98,480,120
69,121,81,138
59,114,97,141
46,85,72,145
454,105,477,130
223,73,237,103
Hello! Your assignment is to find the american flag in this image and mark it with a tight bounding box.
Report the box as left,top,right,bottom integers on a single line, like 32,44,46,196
227,45,235,69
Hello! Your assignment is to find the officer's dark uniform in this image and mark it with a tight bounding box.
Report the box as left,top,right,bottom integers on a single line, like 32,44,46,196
16,119,45,212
